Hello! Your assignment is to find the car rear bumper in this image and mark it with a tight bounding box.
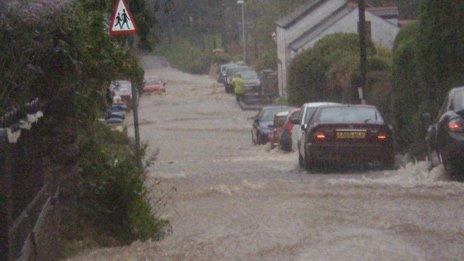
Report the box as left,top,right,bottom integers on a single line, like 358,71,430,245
306,142,392,163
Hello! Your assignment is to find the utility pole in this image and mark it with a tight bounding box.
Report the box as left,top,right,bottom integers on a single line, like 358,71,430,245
237,0,246,63
357,0,367,105
219,0,227,51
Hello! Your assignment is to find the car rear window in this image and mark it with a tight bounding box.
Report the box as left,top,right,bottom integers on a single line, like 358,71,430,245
261,107,289,122
453,89,464,112
304,108,317,124
318,107,383,124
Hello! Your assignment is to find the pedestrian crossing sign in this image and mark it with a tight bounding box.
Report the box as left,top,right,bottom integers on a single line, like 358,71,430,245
109,0,137,36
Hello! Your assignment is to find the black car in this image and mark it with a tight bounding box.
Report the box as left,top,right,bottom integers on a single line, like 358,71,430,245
294,105,395,170
218,63,238,84
424,86,464,175
251,106,291,145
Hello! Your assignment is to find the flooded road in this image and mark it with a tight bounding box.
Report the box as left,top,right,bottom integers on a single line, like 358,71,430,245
76,55,464,260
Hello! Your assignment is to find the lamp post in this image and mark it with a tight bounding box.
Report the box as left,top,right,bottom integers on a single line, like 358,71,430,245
237,0,246,63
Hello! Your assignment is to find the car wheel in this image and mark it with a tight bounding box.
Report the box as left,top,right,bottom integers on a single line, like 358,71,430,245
252,130,257,145
298,153,304,168
257,132,265,145
303,151,317,171
382,153,395,170
440,151,463,179
280,131,292,152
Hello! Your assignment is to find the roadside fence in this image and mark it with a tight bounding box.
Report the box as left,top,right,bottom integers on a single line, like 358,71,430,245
0,99,60,261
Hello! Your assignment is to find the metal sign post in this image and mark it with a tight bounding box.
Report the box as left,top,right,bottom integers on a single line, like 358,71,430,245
109,0,141,156
131,82,141,154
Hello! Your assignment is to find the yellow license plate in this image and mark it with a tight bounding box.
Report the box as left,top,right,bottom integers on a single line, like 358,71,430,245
336,131,366,139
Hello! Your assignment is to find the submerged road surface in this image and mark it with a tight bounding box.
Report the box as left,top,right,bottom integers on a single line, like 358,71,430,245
76,55,464,260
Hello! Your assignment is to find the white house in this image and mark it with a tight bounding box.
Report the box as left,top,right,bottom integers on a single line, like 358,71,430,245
276,0,400,97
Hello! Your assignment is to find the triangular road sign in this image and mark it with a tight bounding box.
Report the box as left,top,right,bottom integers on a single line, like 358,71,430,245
109,0,137,36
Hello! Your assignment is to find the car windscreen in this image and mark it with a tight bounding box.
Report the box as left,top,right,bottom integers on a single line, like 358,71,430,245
261,108,289,122
318,107,384,124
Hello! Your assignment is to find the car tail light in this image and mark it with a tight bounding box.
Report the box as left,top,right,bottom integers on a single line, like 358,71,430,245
448,120,463,132
314,132,326,141
377,132,388,142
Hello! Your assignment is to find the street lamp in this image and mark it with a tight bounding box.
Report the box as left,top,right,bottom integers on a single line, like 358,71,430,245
237,0,246,63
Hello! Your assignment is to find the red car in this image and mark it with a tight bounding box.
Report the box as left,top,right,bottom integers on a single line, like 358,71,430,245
143,78,166,94
280,108,301,151
270,111,289,149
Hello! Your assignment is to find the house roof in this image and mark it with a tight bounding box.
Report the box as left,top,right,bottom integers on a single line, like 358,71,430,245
367,6,399,20
276,0,399,29
275,0,327,29
289,3,354,51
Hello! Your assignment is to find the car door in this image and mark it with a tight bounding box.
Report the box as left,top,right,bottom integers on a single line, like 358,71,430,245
297,106,306,156
299,107,318,158
436,94,454,152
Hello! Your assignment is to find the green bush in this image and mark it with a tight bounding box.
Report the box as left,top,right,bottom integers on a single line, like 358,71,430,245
417,0,464,115
391,28,424,153
287,33,387,106
390,1,464,155
1,1,165,256
61,123,166,247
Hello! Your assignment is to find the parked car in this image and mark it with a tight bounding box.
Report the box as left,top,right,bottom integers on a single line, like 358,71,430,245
111,104,127,112
270,111,289,149
225,65,251,93
424,86,464,175
279,108,301,151
106,117,124,124
294,104,395,170
292,102,341,152
110,80,132,108
241,70,261,93
143,78,166,94
107,110,125,120
218,63,238,84
252,106,292,145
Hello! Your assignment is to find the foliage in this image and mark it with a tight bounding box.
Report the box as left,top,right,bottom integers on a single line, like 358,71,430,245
245,0,306,69
416,0,464,116
287,33,383,106
60,123,166,247
390,1,464,155
0,0,164,253
154,39,217,74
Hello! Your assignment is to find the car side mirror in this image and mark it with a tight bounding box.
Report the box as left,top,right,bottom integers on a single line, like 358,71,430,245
421,112,432,125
